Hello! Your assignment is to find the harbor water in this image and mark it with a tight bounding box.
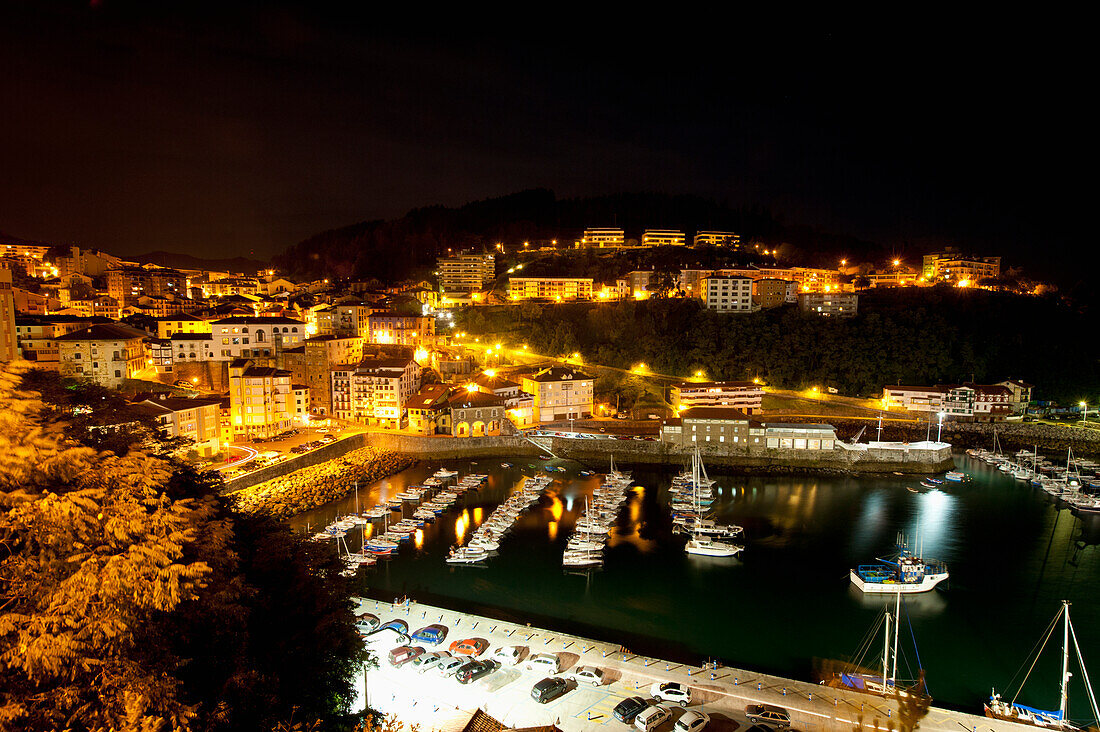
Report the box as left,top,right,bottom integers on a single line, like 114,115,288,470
289,454,1100,720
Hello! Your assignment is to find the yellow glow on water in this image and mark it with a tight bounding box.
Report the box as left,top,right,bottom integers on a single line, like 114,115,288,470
548,520,558,542
547,494,564,522
364,523,373,538
414,529,424,550
473,507,483,524
455,515,468,544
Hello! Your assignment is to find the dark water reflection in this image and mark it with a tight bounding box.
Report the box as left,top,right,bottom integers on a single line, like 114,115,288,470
288,455,1100,718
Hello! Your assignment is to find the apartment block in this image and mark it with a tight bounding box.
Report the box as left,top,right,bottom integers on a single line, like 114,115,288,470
437,254,495,294
331,356,421,428
578,228,625,248
693,231,741,248
798,292,858,317
133,396,223,457
0,269,15,361
671,381,764,415
106,266,186,307
210,316,305,360
753,278,796,308
660,407,756,447
294,335,364,414
509,277,594,301
228,359,294,439
520,366,594,422
641,229,686,247
882,383,1014,421
702,275,757,312
922,249,1001,282
366,312,435,346
156,313,212,339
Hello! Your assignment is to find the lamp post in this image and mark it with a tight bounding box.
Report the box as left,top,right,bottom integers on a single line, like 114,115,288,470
937,411,945,443
1081,402,1088,425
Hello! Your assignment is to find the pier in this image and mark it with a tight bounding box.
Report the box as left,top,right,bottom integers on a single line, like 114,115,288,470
353,598,1032,732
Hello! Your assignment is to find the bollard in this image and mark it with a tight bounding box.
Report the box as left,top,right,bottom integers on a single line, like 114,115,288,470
782,688,787,696
603,651,607,658
757,683,762,690
734,678,739,685
710,673,715,680
834,698,838,707
635,681,640,690
809,693,812,701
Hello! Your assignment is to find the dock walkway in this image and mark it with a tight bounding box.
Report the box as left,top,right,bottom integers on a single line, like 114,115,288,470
354,598,1031,732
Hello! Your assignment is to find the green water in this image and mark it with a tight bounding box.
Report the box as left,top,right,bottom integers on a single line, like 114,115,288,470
290,455,1100,721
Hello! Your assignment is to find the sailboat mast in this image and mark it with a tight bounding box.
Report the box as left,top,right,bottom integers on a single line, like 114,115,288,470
883,603,891,695
891,591,901,691
1061,601,1071,720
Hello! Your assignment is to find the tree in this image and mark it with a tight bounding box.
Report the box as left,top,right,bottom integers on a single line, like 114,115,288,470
0,363,212,731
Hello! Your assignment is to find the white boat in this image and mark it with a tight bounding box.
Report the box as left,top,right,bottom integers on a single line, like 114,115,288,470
850,533,948,594
985,601,1099,729
944,471,968,482
445,545,488,564
685,536,743,557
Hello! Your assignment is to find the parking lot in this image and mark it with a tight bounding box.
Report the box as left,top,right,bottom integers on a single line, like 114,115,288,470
352,599,1009,732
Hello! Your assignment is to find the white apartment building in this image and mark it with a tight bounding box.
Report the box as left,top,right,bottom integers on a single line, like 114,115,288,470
520,366,594,422
331,357,421,429
693,231,741,248
883,383,1013,421
437,254,495,293
671,381,765,415
509,277,594,301
798,292,859,317
579,228,625,248
210,316,305,359
228,359,293,439
702,275,757,312
641,229,686,247
133,396,223,457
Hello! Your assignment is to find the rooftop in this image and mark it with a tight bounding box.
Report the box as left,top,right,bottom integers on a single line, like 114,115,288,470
55,323,149,341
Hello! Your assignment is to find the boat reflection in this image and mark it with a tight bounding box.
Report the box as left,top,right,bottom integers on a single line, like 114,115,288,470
845,583,947,616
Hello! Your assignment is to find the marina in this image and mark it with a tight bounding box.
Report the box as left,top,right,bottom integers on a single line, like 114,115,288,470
290,453,1100,720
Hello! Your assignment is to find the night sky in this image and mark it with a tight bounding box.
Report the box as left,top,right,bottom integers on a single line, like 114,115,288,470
1,3,1091,274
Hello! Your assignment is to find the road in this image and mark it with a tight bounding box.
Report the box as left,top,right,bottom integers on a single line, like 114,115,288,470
354,598,1029,732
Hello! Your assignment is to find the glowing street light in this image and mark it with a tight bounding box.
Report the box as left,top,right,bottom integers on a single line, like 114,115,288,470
937,411,946,442
1081,401,1088,425
466,383,479,393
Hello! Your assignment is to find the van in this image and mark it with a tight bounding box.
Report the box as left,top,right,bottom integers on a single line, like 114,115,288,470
634,704,671,732
388,645,424,667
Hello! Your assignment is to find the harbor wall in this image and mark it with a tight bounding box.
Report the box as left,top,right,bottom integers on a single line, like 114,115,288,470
221,433,372,493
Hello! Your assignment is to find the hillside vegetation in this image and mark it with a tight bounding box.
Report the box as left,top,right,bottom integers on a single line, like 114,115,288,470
456,288,1098,403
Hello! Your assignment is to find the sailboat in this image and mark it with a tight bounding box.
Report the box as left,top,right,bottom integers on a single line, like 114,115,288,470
850,532,948,594
683,447,742,558
822,591,930,700
563,495,604,568
985,602,1099,730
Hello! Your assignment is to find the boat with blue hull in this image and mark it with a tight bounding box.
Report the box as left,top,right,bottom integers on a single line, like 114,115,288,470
850,536,948,594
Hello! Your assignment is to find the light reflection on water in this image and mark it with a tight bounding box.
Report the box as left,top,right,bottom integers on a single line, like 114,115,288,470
287,455,1100,715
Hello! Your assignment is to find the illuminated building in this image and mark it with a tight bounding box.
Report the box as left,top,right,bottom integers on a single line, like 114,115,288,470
0,269,15,361
508,277,594,301
156,313,212,339
406,383,452,435
752,278,796,308
331,356,421,429
132,395,223,457
284,335,363,415
443,390,505,437
578,227,625,248
437,254,495,294
882,383,1014,421
693,231,741,248
671,381,764,415
922,248,1001,281
519,366,594,422
210,316,305,360
797,292,858,317
367,312,435,345
641,229,686,247
106,265,185,307
228,359,294,439
56,323,147,388
702,275,757,312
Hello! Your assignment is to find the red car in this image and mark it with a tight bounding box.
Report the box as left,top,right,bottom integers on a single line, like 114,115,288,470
448,638,489,657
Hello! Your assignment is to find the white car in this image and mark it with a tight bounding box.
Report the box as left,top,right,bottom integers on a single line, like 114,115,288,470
675,710,710,732
492,645,524,666
524,653,561,674
635,704,672,732
414,651,450,673
566,666,605,686
436,657,465,677
651,681,692,706
362,627,408,649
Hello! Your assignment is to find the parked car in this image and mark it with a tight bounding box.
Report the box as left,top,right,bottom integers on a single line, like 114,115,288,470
634,704,672,732
320,434,337,443
448,638,489,657
675,711,710,732
412,650,449,671
492,645,523,666
362,627,409,649
379,619,409,635
354,614,380,636
387,645,425,667
436,657,465,677
524,653,561,674
651,681,692,706
531,676,569,703
613,696,649,723
455,659,497,684
745,705,791,728
411,624,448,646
566,666,605,686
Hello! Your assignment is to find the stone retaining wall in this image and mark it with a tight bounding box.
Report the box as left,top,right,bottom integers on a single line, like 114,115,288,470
222,433,371,494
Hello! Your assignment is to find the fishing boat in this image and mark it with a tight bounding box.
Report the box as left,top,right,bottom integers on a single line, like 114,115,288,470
821,591,931,700
919,479,938,489
445,545,488,564
850,534,948,594
984,601,1099,730
944,471,968,482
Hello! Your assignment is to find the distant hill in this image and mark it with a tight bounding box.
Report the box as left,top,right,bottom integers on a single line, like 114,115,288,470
130,251,268,274
273,189,886,283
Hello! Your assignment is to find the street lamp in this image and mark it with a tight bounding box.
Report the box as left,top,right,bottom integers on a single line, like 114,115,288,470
1080,401,1088,425
937,411,945,443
